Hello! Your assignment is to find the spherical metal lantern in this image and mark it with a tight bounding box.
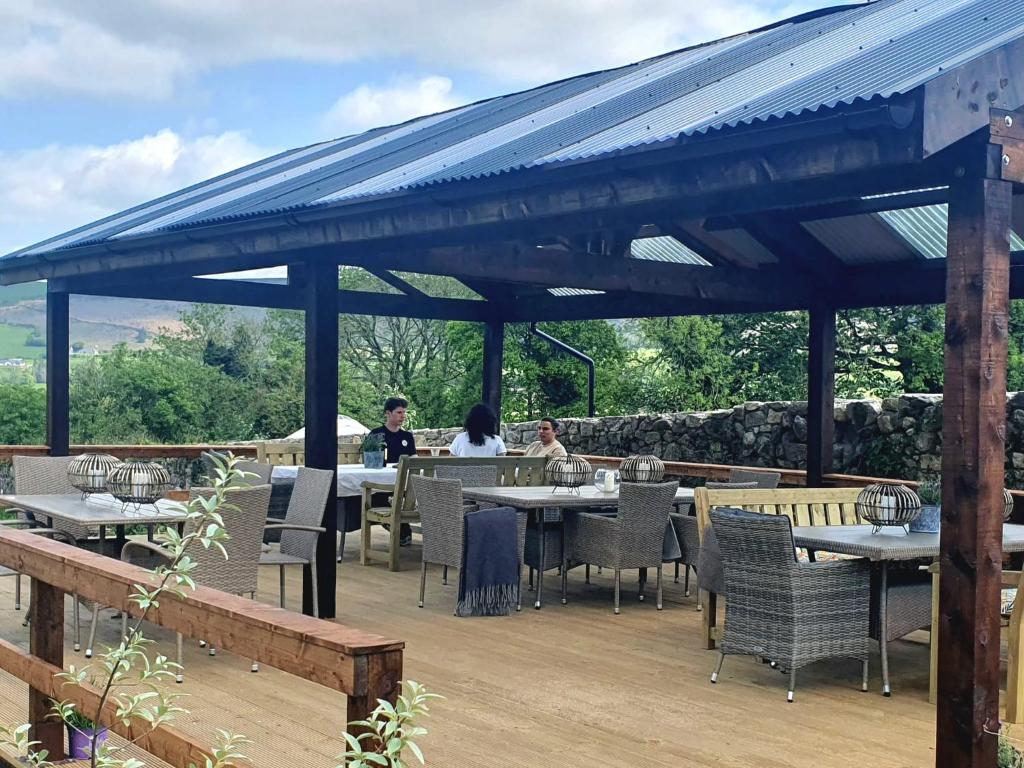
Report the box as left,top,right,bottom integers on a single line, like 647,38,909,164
107,460,173,509
67,453,120,497
546,455,592,494
1005,488,1016,522
856,482,921,534
619,454,665,484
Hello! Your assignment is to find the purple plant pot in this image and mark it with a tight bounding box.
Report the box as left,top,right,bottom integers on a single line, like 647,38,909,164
67,726,108,759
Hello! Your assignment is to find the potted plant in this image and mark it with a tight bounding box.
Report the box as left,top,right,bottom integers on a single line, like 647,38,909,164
64,707,108,760
911,477,941,533
361,433,386,469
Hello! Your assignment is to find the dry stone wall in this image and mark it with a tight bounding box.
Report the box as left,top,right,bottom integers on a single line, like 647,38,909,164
413,393,1024,485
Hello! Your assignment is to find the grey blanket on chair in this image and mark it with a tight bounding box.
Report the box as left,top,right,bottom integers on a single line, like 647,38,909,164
456,506,520,617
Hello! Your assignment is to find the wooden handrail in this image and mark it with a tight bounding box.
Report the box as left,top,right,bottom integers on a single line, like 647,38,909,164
0,528,403,765
0,445,258,460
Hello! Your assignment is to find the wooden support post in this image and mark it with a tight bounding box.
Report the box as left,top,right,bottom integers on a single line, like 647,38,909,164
304,260,339,619
806,303,836,486
46,287,69,456
29,580,64,761
482,320,504,419
936,166,1012,768
345,650,404,727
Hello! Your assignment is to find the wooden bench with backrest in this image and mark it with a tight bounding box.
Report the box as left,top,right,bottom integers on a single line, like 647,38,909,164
694,486,864,649
254,440,362,466
360,455,549,572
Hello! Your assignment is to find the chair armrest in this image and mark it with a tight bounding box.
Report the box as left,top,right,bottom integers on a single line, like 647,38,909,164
264,524,327,533
797,558,872,592
24,528,77,546
361,481,395,492
121,540,173,563
1004,570,1024,590
0,518,38,528
575,511,621,530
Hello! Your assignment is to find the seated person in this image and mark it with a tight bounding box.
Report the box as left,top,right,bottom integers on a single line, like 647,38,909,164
524,417,567,458
449,403,507,457
367,396,416,546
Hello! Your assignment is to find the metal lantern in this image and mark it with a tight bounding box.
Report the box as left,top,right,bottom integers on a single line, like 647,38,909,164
856,482,922,534
546,455,592,494
67,453,120,497
106,460,173,510
1005,488,1016,522
619,454,665,483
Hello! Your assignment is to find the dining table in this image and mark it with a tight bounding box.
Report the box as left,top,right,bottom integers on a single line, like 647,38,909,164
0,492,189,556
270,463,398,497
791,523,1024,697
461,484,694,608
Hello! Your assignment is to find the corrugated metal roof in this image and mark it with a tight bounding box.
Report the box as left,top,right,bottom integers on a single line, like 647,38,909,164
630,236,711,265
7,0,1024,261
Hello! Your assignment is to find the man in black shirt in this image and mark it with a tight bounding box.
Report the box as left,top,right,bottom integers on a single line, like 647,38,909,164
367,397,417,545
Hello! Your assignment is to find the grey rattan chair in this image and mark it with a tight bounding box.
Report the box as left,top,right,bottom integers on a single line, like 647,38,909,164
260,467,333,617
708,506,871,702
431,464,498,583
562,481,678,614
201,453,274,485
119,484,272,682
727,468,782,488
671,481,759,597
411,474,525,612
9,455,93,650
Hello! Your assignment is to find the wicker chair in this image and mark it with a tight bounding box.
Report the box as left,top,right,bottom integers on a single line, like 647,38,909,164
431,463,499,584
201,453,274,485
727,468,782,488
671,481,758,600
119,484,272,682
562,481,678,614
708,507,871,701
411,474,525,612
260,467,333,617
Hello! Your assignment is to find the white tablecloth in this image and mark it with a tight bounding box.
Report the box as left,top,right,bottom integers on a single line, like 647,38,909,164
270,463,398,497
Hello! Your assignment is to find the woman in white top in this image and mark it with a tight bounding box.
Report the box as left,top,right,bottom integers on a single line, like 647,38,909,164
449,403,507,457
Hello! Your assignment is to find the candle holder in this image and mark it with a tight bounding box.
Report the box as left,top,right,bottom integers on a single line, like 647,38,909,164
546,455,592,495
856,483,921,534
67,453,120,498
619,455,666,483
107,460,173,512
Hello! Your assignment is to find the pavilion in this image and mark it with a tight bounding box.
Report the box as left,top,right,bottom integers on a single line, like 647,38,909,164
2,1,1022,764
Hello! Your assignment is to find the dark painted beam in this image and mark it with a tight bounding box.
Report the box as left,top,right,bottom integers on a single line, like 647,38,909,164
935,162,1012,768
303,260,339,619
737,213,846,284
482,321,504,419
806,303,835,487
367,270,428,298
45,287,69,456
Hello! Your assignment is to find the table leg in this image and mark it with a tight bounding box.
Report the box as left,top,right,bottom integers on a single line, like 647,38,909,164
99,525,108,557
880,562,891,696
535,510,544,610
115,524,127,556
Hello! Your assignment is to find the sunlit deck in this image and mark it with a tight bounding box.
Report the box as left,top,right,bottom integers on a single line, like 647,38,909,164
0,528,948,768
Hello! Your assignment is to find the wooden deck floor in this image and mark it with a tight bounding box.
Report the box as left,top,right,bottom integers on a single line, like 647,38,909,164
0,531,952,767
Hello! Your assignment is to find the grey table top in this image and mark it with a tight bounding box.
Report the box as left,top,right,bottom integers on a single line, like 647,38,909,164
0,493,188,526
792,523,1024,561
461,484,694,509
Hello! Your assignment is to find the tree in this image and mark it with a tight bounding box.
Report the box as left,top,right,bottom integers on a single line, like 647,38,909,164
0,385,45,444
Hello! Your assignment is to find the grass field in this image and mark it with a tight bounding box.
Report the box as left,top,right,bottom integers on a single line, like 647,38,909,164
0,324,43,360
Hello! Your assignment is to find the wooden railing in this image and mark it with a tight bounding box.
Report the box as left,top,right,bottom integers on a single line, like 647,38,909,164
0,445,257,460
0,528,403,765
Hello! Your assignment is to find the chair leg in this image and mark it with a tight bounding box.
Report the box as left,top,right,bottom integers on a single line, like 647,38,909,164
311,558,319,619
561,558,568,605
710,652,725,683
279,565,286,609
585,564,590,584
861,659,869,692
527,567,534,591
442,565,449,586
787,669,797,702
613,569,621,615
72,596,81,652
674,562,680,584
14,573,21,611
387,518,401,572
656,565,663,611
121,614,127,640
86,606,99,658
359,512,372,566
638,568,646,602
516,562,522,612
176,633,184,684
419,562,427,608
683,566,691,597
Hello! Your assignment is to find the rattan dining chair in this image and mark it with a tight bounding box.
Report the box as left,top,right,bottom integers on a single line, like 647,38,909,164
708,506,871,702
201,453,274,485
118,484,272,682
410,474,525,612
431,464,498,584
671,481,758,600
562,481,678,614
727,468,782,488
260,467,333,617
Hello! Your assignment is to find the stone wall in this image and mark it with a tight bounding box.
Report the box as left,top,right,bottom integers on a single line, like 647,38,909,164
413,393,1024,485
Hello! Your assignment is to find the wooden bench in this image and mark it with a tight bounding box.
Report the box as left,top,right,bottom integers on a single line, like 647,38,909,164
254,440,361,466
360,455,548,571
694,486,864,649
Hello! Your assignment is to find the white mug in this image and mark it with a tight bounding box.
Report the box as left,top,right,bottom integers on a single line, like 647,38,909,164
429,447,440,457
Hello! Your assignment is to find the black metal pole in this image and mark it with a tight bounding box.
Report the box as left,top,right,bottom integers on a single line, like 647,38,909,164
529,323,596,417
46,286,70,456
303,260,339,618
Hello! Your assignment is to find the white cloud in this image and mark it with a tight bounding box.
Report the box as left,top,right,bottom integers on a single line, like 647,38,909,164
0,129,271,255
2,1,836,100
321,76,462,137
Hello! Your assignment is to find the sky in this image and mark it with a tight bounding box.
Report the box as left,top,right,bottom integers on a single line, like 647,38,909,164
0,0,845,258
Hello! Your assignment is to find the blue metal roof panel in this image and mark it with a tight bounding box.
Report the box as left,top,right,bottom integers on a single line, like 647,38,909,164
7,0,1024,259
630,236,711,265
